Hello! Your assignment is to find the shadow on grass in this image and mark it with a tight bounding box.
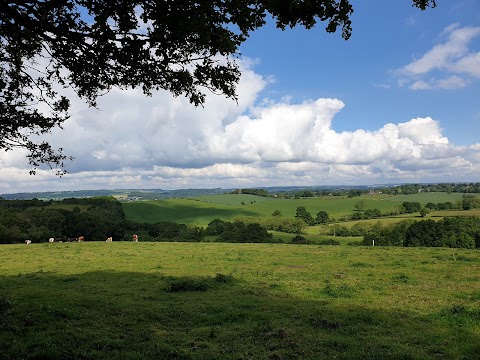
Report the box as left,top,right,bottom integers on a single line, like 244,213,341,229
124,202,259,224
1,271,479,360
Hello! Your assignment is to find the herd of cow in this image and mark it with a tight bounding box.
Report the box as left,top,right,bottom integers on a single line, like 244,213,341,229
24,234,139,244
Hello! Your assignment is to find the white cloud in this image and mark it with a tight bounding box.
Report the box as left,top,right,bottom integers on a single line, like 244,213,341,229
397,24,480,90
2,58,480,194
410,75,468,90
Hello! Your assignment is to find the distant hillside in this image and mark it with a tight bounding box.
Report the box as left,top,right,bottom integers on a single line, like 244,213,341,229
0,185,390,200
0,188,230,200
0,186,371,200
2,182,479,200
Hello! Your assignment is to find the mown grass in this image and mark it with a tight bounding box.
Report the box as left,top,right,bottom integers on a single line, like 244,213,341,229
1,242,479,359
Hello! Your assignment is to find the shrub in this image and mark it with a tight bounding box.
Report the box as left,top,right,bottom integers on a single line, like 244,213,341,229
291,235,307,244
318,239,340,245
166,277,210,292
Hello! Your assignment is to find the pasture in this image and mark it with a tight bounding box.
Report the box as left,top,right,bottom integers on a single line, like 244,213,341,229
1,242,479,359
123,192,470,227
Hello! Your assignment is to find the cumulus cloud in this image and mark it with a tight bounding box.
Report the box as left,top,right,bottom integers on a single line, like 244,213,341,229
396,24,480,90
1,58,480,194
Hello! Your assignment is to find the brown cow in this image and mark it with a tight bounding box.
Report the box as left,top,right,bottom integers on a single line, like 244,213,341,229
78,236,85,242
132,234,138,242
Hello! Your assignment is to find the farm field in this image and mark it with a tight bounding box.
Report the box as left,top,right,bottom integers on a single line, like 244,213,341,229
385,192,467,203
1,242,479,359
122,192,470,227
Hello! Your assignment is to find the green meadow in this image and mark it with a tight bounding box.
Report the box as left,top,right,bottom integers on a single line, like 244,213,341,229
123,192,470,227
1,242,479,359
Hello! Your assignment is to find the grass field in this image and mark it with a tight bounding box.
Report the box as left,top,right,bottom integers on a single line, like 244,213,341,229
384,192,467,203
123,192,470,227
1,242,479,359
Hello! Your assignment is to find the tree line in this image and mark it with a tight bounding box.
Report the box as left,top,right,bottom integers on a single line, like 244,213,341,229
363,217,480,249
227,183,480,200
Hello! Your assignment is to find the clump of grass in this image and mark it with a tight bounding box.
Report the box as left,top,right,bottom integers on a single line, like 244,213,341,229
308,317,341,330
455,255,476,262
165,273,234,292
420,260,436,264
391,273,411,283
166,277,211,292
438,304,480,326
350,262,372,268
214,273,234,284
323,284,356,298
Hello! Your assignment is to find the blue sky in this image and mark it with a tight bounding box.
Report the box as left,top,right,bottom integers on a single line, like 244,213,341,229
1,1,480,193
240,0,480,144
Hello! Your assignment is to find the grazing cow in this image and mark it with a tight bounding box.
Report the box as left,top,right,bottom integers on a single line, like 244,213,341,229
48,238,55,243
132,234,138,242
106,237,113,242
25,240,32,245
78,236,85,242
67,237,78,242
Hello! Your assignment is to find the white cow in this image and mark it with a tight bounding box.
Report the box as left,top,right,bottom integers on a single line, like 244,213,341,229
49,238,55,243
25,240,32,245
132,234,138,242
106,237,113,242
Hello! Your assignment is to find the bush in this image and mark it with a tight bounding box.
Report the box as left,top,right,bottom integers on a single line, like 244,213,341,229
318,239,340,245
290,235,307,244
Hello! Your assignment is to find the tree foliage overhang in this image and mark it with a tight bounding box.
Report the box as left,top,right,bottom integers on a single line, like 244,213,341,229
0,0,436,174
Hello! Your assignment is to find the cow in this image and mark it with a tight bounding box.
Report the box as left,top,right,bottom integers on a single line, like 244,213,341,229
106,237,113,242
67,237,78,242
25,240,32,245
132,234,138,242
78,236,85,242
48,238,55,243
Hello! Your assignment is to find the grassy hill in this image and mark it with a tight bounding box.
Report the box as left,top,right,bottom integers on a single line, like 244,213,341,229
123,192,470,227
1,242,479,359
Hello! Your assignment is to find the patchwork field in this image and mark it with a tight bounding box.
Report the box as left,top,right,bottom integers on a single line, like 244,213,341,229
1,242,479,359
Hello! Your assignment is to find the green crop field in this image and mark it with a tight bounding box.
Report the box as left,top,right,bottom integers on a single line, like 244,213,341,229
1,242,479,359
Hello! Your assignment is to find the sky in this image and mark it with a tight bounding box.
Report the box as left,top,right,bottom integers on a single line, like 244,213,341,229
1,1,480,194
